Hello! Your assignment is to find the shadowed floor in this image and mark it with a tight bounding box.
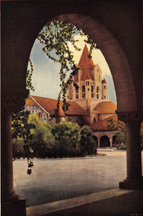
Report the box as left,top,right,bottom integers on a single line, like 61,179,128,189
13,150,143,207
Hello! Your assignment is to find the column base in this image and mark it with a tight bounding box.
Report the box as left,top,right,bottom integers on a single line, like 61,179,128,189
119,177,143,190
2,191,19,203
2,198,26,216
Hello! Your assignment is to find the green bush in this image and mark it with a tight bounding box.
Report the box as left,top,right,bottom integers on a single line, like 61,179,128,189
51,121,81,157
30,116,55,157
118,143,126,150
12,113,97,158
13,137,25,158
80,125,97,156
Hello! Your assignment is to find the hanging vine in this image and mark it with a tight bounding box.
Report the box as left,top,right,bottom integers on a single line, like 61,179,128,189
37,19,96,114
26,59,35,91
12,20,96,175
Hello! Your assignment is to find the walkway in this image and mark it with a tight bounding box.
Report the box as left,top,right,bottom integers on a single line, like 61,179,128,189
13,150,143,207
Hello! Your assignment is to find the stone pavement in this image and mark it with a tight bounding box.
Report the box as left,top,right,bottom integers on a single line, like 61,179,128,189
13,150,143,207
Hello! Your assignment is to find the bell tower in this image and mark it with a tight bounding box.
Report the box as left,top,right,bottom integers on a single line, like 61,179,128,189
66,44,109,109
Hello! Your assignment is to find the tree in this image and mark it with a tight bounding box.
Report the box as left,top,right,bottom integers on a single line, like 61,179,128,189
12,111,35,155
106,117,125,130
26,59,35,91
37,19,96,113
80,125,97,156
106,117,126,149
12,111,35,174
29,114,55,158
51,121,80,157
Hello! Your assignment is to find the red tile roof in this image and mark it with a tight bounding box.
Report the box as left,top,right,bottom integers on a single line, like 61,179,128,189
102,78,107,84
26,96,84,116
65,101,85,116
78,45,95,81
91,114,118,131
93,101,117,114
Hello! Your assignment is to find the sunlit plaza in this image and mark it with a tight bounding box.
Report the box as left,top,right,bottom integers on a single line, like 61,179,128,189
14,150,143,207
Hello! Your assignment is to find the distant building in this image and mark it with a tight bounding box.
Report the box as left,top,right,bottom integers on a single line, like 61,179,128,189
25,45,120,147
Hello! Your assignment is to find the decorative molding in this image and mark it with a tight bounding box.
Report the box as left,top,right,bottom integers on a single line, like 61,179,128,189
2,90,29,113
115,110,142,124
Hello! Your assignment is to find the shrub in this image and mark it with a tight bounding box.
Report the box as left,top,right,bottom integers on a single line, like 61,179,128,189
12,137,25,158
80,125,97,156
51,121,81,157
12,113,97,158
118,143,126,150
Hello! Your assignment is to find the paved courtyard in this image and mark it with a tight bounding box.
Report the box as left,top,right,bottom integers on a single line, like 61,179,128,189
13,150,143,207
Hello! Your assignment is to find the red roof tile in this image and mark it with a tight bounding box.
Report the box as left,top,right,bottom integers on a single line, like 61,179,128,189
26,96,84,116
91,115,118,131
78,45,94,68
56,105,65,117
78,45,95,81
102,78,107,84
93,101,117,114
65,101,84,116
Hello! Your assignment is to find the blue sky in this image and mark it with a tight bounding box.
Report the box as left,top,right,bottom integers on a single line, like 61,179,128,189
29,35,117,103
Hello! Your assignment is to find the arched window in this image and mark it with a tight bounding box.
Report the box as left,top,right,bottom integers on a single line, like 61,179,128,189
75,86,79,93
82,85,85,92
75,86,79,99
93,118,96,123
96,86,99,99
91,86,94,98
82,85,85,98
97,86,99,93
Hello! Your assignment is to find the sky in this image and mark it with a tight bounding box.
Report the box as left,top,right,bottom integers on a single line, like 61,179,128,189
28,34,117,103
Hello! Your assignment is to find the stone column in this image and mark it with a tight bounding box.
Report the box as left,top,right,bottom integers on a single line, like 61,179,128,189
116,111,143,190
2,93,28,216
98,137,100,148
109,137,112,148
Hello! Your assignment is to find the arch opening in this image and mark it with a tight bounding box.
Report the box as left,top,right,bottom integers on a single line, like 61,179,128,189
13,13,140,207
100,136,110,147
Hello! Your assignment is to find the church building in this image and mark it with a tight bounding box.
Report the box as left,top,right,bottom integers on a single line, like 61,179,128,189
25,45,119,147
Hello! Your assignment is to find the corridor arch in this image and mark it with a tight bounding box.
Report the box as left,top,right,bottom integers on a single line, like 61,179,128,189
100,136,110,147
2,7,142,216
56,14,137,112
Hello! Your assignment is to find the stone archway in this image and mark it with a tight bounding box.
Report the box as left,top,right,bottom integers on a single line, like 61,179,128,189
54,14,142,190
100,136,110,147
2,9,142,216
112,135,118,146
56,14,137,112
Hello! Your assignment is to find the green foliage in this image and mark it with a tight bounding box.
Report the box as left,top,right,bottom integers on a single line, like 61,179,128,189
116,129,126,145
37,19,96,113
29,115,55,157
118,143,126,150
106,118,125,130
13,117,97,158
12,111,35,173
51,121,81,157
80,125,97,155
13,137,25,158
26,59,35,91
12,111,35,157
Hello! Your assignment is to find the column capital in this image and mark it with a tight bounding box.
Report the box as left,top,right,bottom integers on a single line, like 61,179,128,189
2,90,29,113
115,110,142,125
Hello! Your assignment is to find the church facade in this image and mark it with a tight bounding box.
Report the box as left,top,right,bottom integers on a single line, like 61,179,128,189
25,45,119,147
